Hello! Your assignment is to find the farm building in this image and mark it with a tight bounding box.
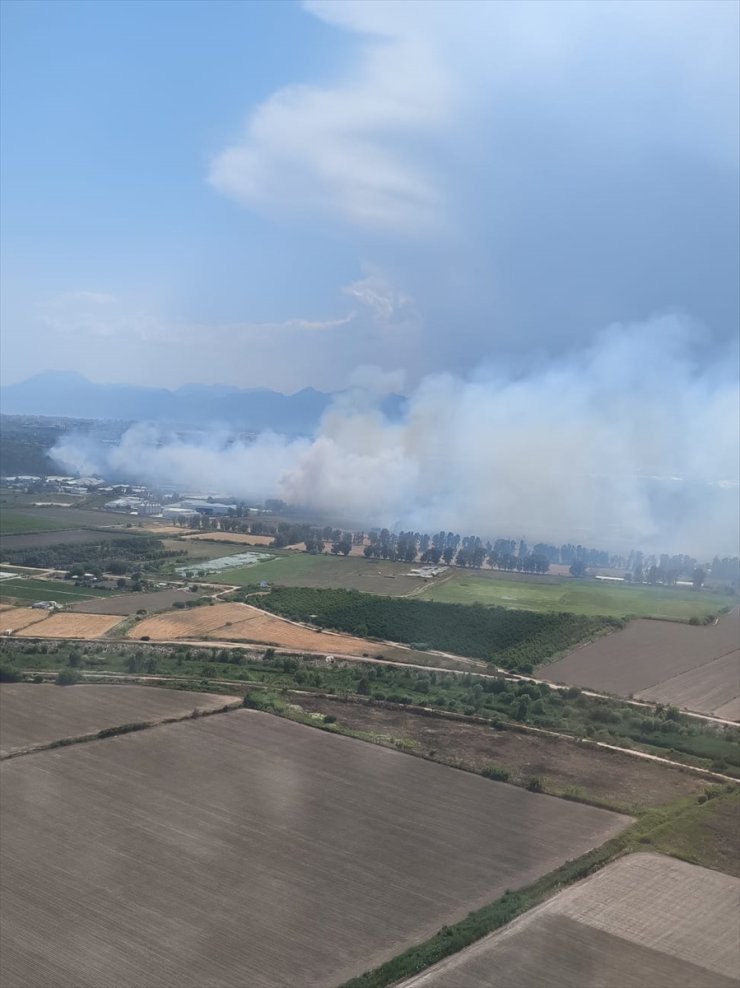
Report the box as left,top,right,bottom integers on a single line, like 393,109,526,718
175,499,237,517
162,506,200,522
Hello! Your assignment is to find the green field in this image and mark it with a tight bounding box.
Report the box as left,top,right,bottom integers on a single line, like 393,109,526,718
211,551,427,596
0,512,70,535
160,538,251,562
0,578,112,605
419,571,735,621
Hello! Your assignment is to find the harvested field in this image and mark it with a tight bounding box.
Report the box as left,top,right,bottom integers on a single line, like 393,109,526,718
400,854,740,988
0,607,51,633
14,611,123,638
542,612,740,718
0,711,629,988
209,611,376,655
0,684,240,757
184,532,275,546
126,602,260,640
292,696,707,810
130,602,375,654
69,588,194,615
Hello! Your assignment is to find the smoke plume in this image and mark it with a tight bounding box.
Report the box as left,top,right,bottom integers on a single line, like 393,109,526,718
52,316,739,557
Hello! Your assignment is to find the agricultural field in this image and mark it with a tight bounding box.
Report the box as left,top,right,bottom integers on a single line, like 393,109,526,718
543,611,740,718
0,577,112,605
257,587,616,671
0,684,240,757
23,505,179,530
399,854,740,988
0,527,142,551
0,607,51,633
14,611,123,639
160,536,250,561
421,569,736,621
129,601,378,654
292,695,707,811
0,511,70,535
209,611,380,654
0,710,629,988
69,588,195,615
211,551,428,596
183,531,276,546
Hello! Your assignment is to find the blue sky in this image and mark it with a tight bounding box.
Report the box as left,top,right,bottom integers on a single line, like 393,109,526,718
1,0,738,391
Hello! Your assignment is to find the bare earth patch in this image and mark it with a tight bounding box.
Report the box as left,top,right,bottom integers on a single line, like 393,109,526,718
399,854,740,988
0,711,629,988
542,612,740,718
0,684,240,757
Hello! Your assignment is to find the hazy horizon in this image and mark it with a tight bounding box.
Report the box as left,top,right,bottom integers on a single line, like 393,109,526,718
2,0,738,556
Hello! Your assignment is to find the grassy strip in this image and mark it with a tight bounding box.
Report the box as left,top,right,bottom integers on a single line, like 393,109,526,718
339,791,737,988
3,634,737,775
341,842,621,988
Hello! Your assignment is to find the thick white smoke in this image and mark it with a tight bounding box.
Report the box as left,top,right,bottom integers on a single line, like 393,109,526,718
52,316,739,557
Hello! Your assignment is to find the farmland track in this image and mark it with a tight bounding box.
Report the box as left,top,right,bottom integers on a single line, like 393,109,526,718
19,668,740,785
10,623,738,725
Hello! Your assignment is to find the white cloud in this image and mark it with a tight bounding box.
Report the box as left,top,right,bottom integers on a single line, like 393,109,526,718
343,268,415,322
209,0,738,238
209,3,454,234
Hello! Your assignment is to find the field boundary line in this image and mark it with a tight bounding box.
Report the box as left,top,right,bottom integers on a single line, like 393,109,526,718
0,696,242,761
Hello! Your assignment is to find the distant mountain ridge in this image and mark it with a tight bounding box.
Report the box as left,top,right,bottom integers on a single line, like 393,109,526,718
0,371,404,434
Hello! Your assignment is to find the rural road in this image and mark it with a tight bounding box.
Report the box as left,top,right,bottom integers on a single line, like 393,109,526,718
10,627,738,728
20,667,739,786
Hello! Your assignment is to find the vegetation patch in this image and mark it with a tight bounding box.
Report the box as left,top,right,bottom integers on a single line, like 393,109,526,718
255,587,621,671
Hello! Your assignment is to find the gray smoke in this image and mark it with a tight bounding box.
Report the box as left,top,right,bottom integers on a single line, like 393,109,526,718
52,315,739,557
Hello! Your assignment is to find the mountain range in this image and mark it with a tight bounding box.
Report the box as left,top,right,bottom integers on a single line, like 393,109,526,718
0,371,404,434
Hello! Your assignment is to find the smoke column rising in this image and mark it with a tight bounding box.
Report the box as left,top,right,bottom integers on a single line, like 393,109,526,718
52,316,739,556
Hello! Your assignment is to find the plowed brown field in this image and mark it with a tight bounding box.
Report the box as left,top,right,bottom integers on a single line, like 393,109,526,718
0,684,240,757
399,854,740,988
542,611,740,718
15,612,123,639
0,710,630,988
